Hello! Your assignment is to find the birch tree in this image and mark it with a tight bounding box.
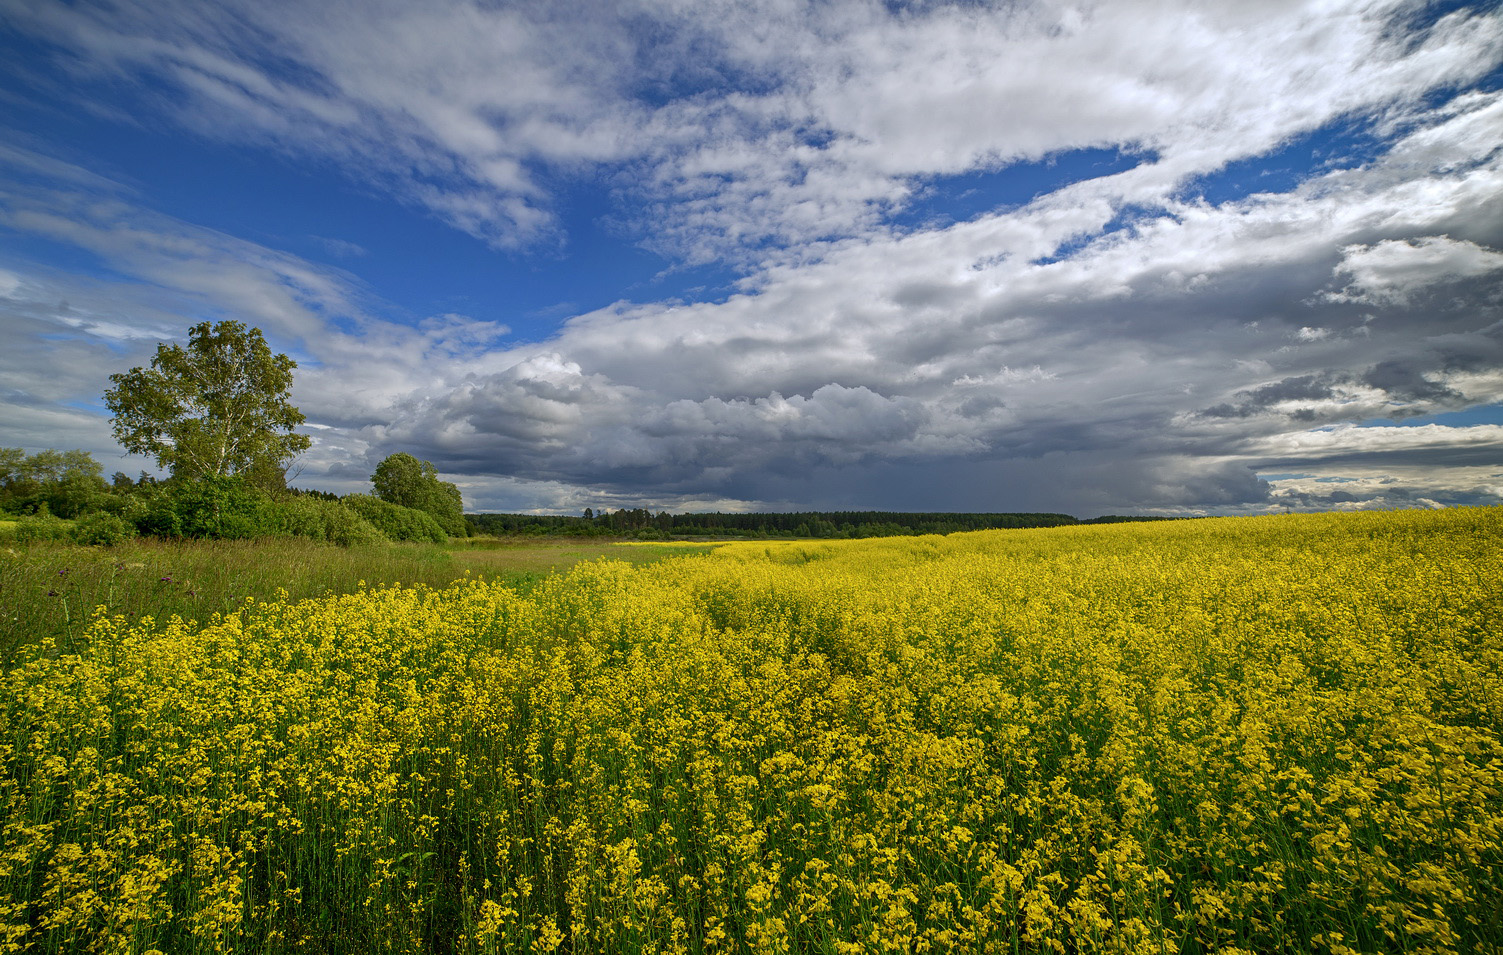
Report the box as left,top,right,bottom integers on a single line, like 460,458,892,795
104,321,311,486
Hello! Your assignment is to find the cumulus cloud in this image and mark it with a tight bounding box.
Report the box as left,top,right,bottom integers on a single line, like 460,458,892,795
1329,236,1503,304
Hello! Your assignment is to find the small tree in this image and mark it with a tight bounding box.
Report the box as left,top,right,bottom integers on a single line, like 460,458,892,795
371,452,437,509
370,452,466,536
104,321,311,487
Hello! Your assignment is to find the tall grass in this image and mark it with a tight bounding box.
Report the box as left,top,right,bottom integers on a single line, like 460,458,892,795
0,537,707,665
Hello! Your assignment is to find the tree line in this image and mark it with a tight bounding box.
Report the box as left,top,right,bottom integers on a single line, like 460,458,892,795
0,445,468,547
467,509,1180,540
2,321,465,546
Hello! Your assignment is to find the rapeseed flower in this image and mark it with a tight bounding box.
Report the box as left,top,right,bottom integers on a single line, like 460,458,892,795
0,507,1498,952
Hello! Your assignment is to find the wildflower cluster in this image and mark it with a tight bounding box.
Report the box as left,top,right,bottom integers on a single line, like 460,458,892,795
1,507,1500,953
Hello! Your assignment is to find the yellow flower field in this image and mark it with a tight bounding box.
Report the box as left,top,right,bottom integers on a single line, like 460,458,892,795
2,508,1500,953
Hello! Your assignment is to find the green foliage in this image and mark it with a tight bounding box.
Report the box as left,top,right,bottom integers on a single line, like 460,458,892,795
370,452,431,508
129,483,185,538
342,493,447,543
98,485,151,531
103,320,311,486
130,476,275,540
371,452,465,536
70,511,136,547
81,472,385,546
0,447,19,495
0,443,431,548
269,496,387,547
428,480,467,536
13,509,72,543
0,448,110,519
284,486,340,502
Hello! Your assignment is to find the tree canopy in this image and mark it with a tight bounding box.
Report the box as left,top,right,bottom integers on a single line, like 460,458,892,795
0,447,108,518
104,321,310,486
371,453,465,536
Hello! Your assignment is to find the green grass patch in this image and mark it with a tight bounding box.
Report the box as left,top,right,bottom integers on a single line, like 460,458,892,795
1,535,710,665
447,537,713,576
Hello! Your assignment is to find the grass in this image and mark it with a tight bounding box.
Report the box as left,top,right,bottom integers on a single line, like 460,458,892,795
446,536,712,577
0,535,713,665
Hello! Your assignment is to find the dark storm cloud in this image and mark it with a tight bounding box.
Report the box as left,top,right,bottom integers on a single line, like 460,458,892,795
1363,360,1458,403
1200,375,1342,418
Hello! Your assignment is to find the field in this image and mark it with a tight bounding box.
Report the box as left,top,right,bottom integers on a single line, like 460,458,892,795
1,508,1500,953
0,537,708,666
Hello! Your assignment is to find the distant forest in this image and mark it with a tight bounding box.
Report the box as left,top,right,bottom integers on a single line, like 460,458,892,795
467,509,1183,540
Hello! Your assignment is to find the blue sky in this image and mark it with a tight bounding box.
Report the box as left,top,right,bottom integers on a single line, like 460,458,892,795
2,0,1502,515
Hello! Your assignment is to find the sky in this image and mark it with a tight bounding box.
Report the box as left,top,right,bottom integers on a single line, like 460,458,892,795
1,0,1501,517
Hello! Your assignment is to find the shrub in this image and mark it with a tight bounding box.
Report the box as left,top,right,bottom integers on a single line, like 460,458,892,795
270,496,387,547
130,482,183,538
342,494,447,543
71,511,136,546
14,509,72,543
322,508,387,548
132,476,275,540
102,489,150,527
269,495,331,540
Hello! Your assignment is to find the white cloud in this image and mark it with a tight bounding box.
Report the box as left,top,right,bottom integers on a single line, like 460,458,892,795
5,0,1501,258
1330,236,1503,304
1249,423,1503,462
1261,463,1503,510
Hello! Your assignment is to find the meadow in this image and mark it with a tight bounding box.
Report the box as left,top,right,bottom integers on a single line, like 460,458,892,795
0,536,707,667
1,508,1500,953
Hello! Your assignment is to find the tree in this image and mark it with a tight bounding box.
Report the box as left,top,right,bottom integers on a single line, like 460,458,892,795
0,448,26,505
35,450,108,518
370,452,466,536
371,452,437,509
104,321,311,486
0,447,108,518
